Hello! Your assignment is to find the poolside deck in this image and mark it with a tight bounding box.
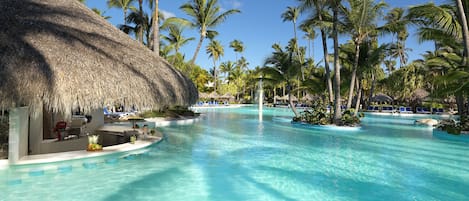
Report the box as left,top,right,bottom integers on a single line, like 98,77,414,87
15,137,161,165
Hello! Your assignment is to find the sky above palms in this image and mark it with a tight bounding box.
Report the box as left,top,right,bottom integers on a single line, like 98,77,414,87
85,0,444,71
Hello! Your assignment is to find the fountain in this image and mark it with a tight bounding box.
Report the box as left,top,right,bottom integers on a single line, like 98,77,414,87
258,75,263,121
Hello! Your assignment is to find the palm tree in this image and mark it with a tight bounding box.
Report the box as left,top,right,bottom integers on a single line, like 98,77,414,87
162,23,195,63
299,24,316,58
261,44,302,117
107,0,136,25
282,6,305,83
331,0,342,123
206,39,224,91
342,0,386,109
381,7,409,67
229,39,244,61
298,0,334,104
91,8,112,20
149,0,160,54
175,0,240,65
220,61,236,82
407,1,469,115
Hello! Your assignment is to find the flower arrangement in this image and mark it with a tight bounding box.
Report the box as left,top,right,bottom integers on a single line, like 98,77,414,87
87,135,102,151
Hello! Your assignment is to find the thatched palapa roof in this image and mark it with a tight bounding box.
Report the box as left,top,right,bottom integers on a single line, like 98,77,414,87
0,0,198,116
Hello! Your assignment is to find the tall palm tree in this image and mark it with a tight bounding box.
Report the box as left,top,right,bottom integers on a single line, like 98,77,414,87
107,0,136,25
282,6,304,82
298,0,334,104
206,39,224,91
407,1,469,115
162,23,195,61
299,24,316,58
381,7,409,67
229,39,244,61
331,0,342,123
149,0,160,54
220,61,236,82
175,0,240,65
342,0,386,109
261,44,302,117
282,6,301,54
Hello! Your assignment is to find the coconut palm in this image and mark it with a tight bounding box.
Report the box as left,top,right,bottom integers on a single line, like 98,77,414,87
261,44,302,117
331,0,342,123
162,23,195,63
229,39,244,61
107,0,136,25
220,61,236,82
342,0,387,109
299,23,316,58
407,1,469,115
147,0,159,54
91,8,112,20
298,0,334,103
174,0,240,65
206,39,224,91
119,8,149,44
380,7,410,67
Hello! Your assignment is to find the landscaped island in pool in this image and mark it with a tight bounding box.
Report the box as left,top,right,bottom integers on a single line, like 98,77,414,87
1,106,468,201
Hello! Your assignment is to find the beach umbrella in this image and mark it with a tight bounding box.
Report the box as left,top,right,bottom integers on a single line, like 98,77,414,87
0,0,198,117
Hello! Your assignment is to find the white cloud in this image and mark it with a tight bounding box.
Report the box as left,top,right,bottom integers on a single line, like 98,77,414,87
221,0,242,11
161,9,176,19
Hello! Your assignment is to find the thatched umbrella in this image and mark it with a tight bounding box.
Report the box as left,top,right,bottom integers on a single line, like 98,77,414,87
371,94,393,103
220,93,235,100
410,89,429,102
0,0,198,116
198,92,209,99
208,92,220,99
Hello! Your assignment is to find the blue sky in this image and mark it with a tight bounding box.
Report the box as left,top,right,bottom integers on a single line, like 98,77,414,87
85,0,444,71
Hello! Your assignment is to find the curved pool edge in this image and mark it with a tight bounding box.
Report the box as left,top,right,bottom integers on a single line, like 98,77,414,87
10,137,162,167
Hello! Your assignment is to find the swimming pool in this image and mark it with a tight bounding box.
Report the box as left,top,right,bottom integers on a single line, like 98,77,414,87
1,106,468,201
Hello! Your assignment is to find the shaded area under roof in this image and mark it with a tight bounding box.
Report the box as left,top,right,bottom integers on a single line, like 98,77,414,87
0,0,198,116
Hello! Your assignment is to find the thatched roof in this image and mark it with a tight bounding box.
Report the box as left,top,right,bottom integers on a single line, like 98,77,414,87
0,0,198,116
371,94,393,103
410,89,429,102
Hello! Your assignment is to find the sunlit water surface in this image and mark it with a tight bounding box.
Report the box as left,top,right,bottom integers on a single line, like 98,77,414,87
1,106,468,201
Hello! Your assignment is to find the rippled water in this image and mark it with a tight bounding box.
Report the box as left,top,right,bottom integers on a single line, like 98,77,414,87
1,107,468,201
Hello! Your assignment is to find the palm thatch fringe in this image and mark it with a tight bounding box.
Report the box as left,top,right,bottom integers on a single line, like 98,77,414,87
0,0,198,117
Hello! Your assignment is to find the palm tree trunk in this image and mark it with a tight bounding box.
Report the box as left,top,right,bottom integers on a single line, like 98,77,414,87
124,10,127,25
456,94,465,116
152,0,159,54
347,42,360,109
191,35,204,65
138,0,144,44
314,1,333,104
354,78,362,116
369,72,376,107
288,85,299,117
456,0,469,66
332,1,342,124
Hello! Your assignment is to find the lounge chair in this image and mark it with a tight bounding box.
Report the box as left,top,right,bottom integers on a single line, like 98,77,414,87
416,107,431,114
399,106,413,113
382,106,394,113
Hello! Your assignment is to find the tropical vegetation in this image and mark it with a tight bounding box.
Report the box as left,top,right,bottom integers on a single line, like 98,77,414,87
81,0,468,130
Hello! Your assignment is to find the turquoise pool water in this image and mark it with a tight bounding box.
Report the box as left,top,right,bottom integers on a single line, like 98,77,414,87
1,106,469,201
